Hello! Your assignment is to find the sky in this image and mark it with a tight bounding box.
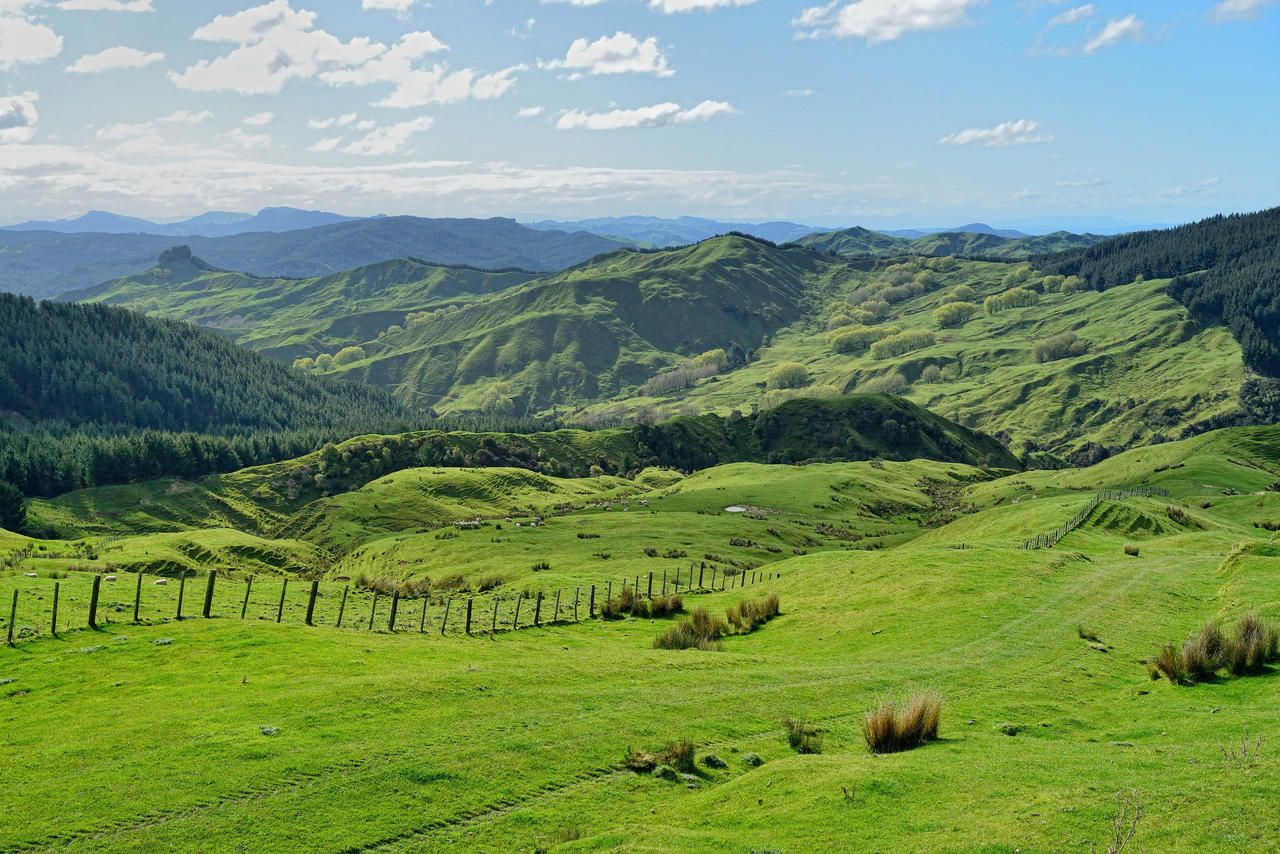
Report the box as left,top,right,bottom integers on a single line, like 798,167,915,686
0,0,1277,227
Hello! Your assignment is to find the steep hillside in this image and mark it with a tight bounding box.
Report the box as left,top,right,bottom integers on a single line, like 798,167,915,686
526,215,822,247
65,247,539,362
796,227,1106,260
0,217,621,298
582,255,1244,462
328,235,860,413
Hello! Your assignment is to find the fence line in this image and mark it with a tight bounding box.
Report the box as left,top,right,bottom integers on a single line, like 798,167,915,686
1019,486,1170,550
0,559,783,648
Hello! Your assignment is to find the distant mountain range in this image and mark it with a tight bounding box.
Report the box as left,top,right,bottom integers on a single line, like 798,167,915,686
0,207,360,238
793,226,1108,260
525,216,822,247
879,223,1030,240
0,217,623,298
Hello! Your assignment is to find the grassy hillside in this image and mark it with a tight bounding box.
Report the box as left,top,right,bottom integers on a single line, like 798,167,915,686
328,235,861,412
0,216,621,298
595,255,1244,461
65,247,539,362
2,424,1279,851
795,227,1105,260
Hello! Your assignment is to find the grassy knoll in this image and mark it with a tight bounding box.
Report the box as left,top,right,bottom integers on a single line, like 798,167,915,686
1,426,1279,850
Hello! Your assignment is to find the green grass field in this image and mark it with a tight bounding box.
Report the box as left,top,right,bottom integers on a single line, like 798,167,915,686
3,426,1279,851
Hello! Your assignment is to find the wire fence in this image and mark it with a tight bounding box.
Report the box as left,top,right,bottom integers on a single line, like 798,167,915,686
1019,486,1171,550
0,561,782,647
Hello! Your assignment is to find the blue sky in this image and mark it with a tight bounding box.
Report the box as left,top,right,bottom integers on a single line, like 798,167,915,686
0,0,1276,227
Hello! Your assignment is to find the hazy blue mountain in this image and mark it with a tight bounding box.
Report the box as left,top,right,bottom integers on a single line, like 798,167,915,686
525,215,825,247
1,206,359,238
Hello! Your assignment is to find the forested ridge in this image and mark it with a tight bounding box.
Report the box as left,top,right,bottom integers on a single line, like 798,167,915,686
1035,206,1280,375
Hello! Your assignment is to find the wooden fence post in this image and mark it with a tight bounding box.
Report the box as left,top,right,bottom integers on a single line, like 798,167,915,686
134,572,143,622
368,591,380,630
305,578,319,626
553,590,561,623
176,573,187,621
202,570,217,619
574,587,580,621
441,597,452,635
420,598,429,633
275,577,287,623
698,564,704,589
711,567,718,590
465,598,473,635
647,572,653,598
661,570,667,595
337,585,348,628
534,592,543,627
588,584,595,618
513,595,522,630
6,590,16,644
606,580,612,603
241,576,252,620
389,590,401,632
491,597,499,635
51,582,59,638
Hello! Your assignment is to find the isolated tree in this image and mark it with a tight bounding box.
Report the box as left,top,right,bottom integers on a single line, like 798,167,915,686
314,353,335,371
767,362,810,390
333,346,367,367
292,356,316,371
0,481,26,532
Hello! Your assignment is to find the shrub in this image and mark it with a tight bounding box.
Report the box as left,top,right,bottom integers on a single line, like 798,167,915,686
862,690,943,754
531,560,551,572
947,284,977,303
861,299,891,320
919,364,943,384
1123,544,1140,557
1061,275,1088,294
660,739,696,772
869,328,936,360
333,345,367,366
1166,505,1187,525
1153,613,1279,684
1224,612,1279,675
984,287,1039,315
726,593,781,633
783,718,824,754
933,301,978,329
653,607,728,650
767,362,810,390
1033,331,1089,363
857,372,909,395
291,356,315,371
314,353,334,371
829,324,896,353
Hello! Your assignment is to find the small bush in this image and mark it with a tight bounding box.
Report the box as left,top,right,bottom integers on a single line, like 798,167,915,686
1224,612,1279,675
767,362,810,390
653,607,728,650
531,560,551,572
1123,544,1140,557
984,287,1039,315
783,718,824,754
919,364,943,384
1033,331,1089,363
829,324,897,353
1077,624,1101,643
857,371,909,395
862,690,943,754
1166,505,1187,524
933,301,978,329
869,328,936,360
1153,613,1279,684
660,739,696,772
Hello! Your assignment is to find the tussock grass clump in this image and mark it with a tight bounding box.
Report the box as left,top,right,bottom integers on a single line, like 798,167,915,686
862,690,943,754
1123,544,1140,557
783,718,824,754
1077,624,1102,643
626,740,696,774
653,607,728,650
1153,613,1279,684
726,593,781,633
602,588,684,620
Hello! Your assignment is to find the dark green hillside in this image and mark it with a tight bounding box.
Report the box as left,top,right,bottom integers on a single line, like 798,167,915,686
791,226,909,256
0,217,621,298
66,247,539,361
0,294,408,434
330,234,861,412
1036,206,1280,376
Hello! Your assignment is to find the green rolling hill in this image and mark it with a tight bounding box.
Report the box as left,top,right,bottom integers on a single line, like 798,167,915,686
65,246,540,362
794,226,1107,259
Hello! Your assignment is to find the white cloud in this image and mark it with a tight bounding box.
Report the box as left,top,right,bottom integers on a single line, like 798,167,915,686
362,0,415,12
543,32,672,77
57,0,153,9
1210,0,1274,21
1082,14,1144,53
794,0,986,44
95,109,211,143
342,116,433,156
1056,178,1107,188
310,113,358,129
783,88,816,97
0,10,62,71
224,128,272,150
541,0,603,5
557,99,735,130
939,118,1052,146
160,110,213,125
243,111,275,126
171,0,385,94
307,136,343,153
517,105,545,118
1047,3,1093,27
0,91,38,143
66,45,164,73
373,64,523,109
649,0,755,13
